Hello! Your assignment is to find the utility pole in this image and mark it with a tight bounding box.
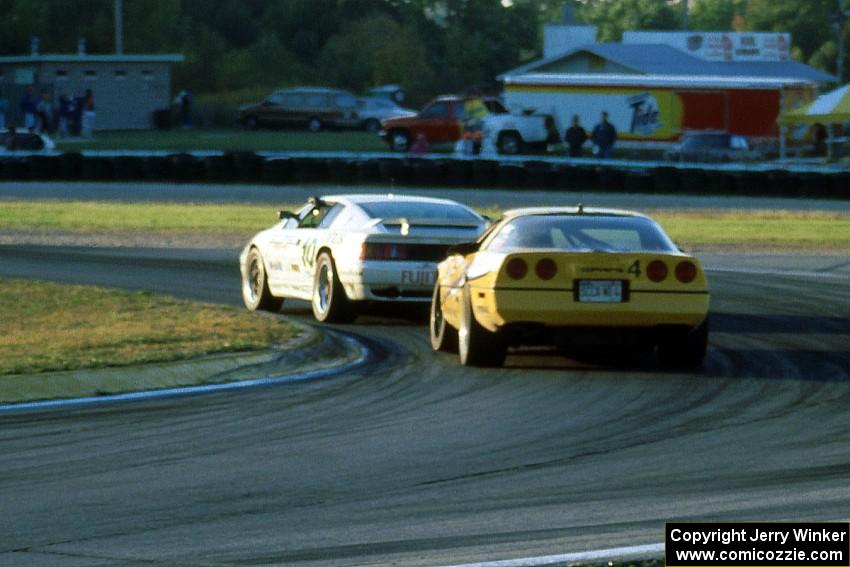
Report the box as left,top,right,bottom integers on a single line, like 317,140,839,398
115,0,124,55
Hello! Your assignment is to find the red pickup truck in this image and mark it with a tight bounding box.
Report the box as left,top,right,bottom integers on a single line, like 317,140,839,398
380,95,508,152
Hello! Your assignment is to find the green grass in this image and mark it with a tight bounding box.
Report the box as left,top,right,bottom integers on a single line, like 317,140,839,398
2,201,849,252
0,279,298,376
56,128,387,153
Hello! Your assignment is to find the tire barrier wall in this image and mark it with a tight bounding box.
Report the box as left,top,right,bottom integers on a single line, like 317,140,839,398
1,152,848,200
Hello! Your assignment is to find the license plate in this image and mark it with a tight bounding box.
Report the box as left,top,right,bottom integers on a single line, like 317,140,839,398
401,270,435,286
577,280,623,303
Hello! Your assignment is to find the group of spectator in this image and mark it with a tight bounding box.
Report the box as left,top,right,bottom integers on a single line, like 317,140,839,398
1,85,95,139
566,111,618,158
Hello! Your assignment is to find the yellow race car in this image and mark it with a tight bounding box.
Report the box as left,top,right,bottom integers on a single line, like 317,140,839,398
429,206,710,368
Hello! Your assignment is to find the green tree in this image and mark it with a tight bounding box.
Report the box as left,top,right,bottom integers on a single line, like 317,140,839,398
575,0,680,42
689,0,747,30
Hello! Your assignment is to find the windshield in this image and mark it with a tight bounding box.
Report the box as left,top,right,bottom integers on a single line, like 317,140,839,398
485,215,678,253
359,201,480,221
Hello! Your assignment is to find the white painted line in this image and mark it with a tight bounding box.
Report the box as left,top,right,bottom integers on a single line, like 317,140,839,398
0,334,369,414
432,542,664,567
706,266,850,281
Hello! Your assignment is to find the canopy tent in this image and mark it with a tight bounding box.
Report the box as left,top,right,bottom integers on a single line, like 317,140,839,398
779,83,850,125
778,84,850,159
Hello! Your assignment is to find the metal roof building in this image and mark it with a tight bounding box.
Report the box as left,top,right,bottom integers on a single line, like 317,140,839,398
0,49,184,130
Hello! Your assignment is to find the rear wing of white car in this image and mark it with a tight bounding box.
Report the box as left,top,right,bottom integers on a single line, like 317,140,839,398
367,217,484,235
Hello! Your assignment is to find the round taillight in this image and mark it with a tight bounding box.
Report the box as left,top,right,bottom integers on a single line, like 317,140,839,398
675,261,697,283
505,258,528,279
647,260,668,282
535,258,557,280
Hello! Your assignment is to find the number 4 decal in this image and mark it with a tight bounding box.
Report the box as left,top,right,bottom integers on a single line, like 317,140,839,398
628,260,641,278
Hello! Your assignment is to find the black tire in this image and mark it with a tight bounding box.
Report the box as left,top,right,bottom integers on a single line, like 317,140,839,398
430,283,458,353
242,248,283,312
307,116,322,133
657,318,709,369
242,115,258,130
312,252,356,323
389,129,410,152
364,118,381,133
458,285,506,367
498,131,522,155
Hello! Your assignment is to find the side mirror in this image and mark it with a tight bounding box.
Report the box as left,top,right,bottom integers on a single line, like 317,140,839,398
279,210,297,220
448,241,480,256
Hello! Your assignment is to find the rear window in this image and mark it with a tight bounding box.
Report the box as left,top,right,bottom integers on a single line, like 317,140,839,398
359,202,480,221
486,215,677,253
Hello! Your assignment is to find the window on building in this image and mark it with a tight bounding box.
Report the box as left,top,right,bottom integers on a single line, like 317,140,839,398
114,69,127,80
84,70,97,80
55,70,69,81
142,70,154,80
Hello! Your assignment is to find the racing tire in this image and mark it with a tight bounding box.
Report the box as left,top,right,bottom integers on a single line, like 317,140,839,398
307,116,322,133
312,252,356,323
430,283,458,353
242,248,283,312
389,129,410,152
364,118,381,133
498,132,522,155
458,284,506,367
657,318,709,369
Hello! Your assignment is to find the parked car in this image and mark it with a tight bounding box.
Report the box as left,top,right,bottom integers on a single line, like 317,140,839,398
664,132,763,163
430,206,710,368
380,95,508,152
480,111,560,155
239,87,360,132
240,194,489,323
357,97,416,133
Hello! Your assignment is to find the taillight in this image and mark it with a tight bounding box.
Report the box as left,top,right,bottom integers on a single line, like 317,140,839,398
505,258,528,279
361,243,409,260
535,258,557,280
675,261,697,283
647,260,668,282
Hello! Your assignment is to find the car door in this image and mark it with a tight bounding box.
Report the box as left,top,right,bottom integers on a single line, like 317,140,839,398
284,203,345,294
417,101,459,143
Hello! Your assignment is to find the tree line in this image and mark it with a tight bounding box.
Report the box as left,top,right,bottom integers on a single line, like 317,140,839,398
1,0,846,105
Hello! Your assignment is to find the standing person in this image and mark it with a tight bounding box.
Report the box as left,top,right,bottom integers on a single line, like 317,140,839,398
57,92,72,138
179,89,193,128
591,111,617,159
0,95,8,130
72,92,84,136
81,89,95,137
37,93,53,134
564,114,587,157
20,85,38,130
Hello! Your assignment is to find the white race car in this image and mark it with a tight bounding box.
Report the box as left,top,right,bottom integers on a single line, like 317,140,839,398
240,194,489,323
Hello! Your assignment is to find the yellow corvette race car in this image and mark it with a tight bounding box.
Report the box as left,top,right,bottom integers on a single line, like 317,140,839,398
429,206,710,368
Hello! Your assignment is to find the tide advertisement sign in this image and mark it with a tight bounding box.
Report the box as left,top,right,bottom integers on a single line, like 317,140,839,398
504,85,684,141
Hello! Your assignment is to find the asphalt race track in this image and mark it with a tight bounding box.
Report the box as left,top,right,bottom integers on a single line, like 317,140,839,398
1,188,850,566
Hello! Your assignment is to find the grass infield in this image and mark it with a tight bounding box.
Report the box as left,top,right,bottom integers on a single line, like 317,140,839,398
0,279,298,376
1,200,849,252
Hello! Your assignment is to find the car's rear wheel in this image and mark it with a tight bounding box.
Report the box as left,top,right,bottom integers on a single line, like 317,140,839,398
389,129,410,152
242,248,283,312
242,115,258,130
307,116,322,133
498,131,522,155
312,252,356,323
458,284,506,367
364,118,381,133
430,283,458,353
657,318,709,368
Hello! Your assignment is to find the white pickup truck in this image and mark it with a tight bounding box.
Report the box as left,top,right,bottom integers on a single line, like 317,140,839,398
479,110,561,155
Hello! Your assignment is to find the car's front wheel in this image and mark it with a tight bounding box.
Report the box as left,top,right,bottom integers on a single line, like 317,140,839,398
307,116,322,133
242,248,283,312
389,129,410,152
458,285,506,367
498,131,522,155
430,283,458,353
364,118,381,133
312,252,356,323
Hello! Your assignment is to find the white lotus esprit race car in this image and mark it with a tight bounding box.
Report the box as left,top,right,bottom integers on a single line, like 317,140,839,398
240,194,489,323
